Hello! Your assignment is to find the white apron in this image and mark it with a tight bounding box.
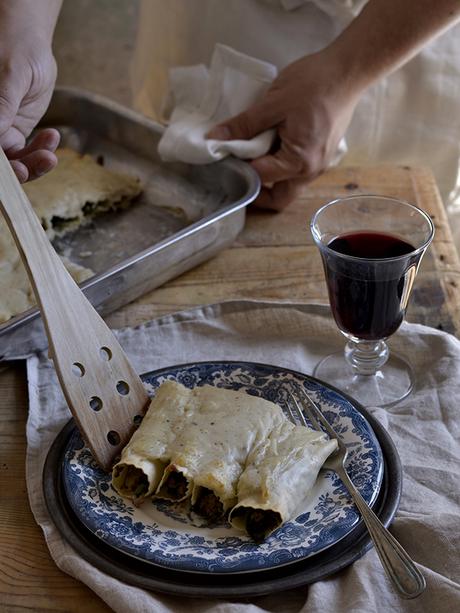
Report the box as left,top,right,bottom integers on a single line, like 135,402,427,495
130,0,460,205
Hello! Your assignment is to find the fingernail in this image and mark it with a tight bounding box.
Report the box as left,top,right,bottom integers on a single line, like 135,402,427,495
15,170,28,183
207,126,232,141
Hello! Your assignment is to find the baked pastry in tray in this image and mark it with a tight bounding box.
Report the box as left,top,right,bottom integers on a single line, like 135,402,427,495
0,148,141,324
25,148,141,239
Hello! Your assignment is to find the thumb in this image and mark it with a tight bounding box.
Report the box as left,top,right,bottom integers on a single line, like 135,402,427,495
0,60,29,145
207,100,281,141
0,85,21,139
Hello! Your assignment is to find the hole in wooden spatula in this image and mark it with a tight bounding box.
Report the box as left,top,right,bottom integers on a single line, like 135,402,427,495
72,362,85,377
100,346,112,361
133,414,143,427
107,430,121,446
89,396,103,411
116,380,130,396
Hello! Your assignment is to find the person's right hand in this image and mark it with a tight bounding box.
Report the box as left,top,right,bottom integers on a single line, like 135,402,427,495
207,49,361,211
0,34,60,182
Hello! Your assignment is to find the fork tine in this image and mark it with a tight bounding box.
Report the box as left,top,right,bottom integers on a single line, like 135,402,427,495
290,387,322,432
286,391,309,428
295,386,340,443
284,393,298,424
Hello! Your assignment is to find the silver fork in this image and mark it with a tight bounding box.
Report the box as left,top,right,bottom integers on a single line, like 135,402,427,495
286,387,426,599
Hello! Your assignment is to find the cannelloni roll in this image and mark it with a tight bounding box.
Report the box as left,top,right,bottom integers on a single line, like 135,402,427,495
229,421,338,541
112,380,192,504
112,379,338,543
157,385,285,519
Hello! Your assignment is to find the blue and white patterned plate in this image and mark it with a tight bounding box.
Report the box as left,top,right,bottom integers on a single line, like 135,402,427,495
62,361,384,574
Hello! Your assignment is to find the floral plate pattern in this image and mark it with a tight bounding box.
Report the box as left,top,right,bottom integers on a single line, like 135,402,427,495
63,361,384,574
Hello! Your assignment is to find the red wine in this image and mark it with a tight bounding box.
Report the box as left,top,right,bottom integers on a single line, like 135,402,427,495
323,231,416,340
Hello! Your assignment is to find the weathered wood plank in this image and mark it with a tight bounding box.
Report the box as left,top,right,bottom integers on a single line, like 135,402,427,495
0,364,112,613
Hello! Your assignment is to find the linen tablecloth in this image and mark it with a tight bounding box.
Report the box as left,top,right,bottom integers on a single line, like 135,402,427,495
25,300,460,612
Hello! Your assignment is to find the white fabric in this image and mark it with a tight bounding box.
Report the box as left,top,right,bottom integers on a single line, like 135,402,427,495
158,44,277,164
305,0,366,21
26,300,460,612
158,43,346,165
131,0,460,202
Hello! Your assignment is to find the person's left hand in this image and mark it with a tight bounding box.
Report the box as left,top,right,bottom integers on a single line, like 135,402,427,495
207,50,361,211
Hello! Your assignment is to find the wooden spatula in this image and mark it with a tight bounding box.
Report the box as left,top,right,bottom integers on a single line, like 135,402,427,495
0,147,149,471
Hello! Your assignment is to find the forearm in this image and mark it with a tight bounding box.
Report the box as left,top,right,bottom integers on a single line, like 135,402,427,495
0,0,62,41
324,0,460,94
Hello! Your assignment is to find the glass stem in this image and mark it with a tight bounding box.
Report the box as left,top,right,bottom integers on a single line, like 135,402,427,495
344,339,389,376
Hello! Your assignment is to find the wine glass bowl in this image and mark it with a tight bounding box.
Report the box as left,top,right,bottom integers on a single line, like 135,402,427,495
311,195,434,407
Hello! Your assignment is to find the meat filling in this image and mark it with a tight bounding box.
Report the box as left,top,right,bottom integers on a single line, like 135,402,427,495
232,507,282,543
246,509,281,542
192,488,224,522
113,465,149,500
161,471,188,500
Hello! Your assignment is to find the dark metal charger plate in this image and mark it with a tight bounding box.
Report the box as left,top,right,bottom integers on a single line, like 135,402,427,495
43,367,402,598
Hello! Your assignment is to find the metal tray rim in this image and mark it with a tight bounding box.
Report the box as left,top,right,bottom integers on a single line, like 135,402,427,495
0,88,261,340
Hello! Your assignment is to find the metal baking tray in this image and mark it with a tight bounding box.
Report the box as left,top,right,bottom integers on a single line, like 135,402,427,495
0,87,260,359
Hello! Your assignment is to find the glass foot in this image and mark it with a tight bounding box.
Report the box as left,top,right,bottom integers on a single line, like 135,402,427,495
313,351,413,408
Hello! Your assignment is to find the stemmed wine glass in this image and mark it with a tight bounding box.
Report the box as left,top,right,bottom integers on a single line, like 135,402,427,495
311,195,434,407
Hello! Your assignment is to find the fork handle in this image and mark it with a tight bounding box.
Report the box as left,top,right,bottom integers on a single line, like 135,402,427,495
338,466,426,598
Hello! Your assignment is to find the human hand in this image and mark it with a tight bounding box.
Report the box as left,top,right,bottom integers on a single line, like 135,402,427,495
207,50,361,211
0,34,60,182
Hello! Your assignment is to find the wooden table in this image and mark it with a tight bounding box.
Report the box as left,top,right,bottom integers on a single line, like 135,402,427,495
1,165,459,612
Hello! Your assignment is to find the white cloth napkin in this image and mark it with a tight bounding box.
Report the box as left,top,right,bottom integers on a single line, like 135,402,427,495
26,300,460,613
279,0,365,22
158,43,347,165
158,44,277,164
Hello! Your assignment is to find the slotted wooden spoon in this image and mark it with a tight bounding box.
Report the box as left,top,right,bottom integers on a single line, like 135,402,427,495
0,147,149,471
